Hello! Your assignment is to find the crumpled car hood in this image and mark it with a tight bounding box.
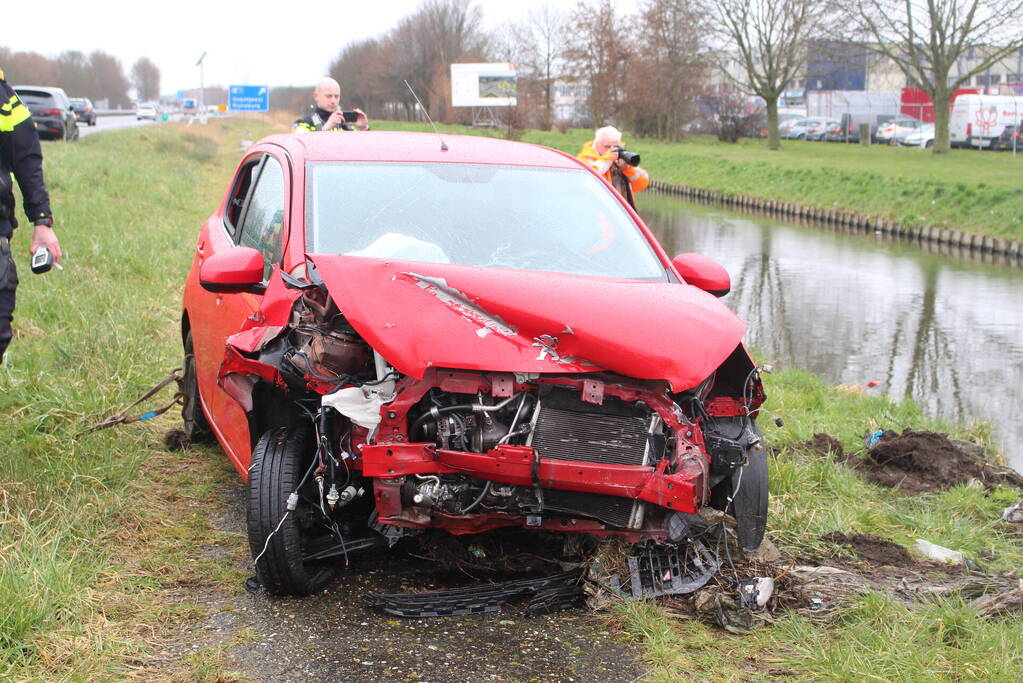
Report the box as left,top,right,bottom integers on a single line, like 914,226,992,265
309,255,745,391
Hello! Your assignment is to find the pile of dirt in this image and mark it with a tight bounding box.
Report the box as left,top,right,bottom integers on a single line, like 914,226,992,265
798,433,846,459
860,429,1010,495
820,532,915,567
799,429,1023,495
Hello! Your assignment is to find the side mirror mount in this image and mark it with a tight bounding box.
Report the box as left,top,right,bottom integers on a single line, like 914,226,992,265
199,247,267,294
672,253,730,297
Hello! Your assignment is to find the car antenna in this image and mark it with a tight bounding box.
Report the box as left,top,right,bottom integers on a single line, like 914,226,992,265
404,80,448,151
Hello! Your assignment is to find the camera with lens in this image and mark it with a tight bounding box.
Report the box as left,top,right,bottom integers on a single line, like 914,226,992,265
615,146,641,166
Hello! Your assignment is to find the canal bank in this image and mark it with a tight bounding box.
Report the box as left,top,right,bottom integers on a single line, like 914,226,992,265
636,192,1023,470
649,180,1023,263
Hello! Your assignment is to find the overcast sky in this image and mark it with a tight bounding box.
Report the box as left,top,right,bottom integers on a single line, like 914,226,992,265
6,0,642,96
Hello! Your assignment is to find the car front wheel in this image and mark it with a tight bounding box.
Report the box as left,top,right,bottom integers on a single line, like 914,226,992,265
247,426,337,596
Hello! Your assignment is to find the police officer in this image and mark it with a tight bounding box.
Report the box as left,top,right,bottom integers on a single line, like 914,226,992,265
0,70,62,364
293,77,369,133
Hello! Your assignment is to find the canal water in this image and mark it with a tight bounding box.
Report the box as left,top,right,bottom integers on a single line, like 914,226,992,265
636,192,1023,471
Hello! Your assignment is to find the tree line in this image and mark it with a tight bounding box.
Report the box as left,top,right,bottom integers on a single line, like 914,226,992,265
328,0,1023,154
0,47,161,107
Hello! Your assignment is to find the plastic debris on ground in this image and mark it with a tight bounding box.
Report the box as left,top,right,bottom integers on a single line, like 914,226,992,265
914,539,966,565
1003,500,1023,523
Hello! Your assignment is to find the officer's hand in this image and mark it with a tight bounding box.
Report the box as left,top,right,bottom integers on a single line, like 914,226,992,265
31,224,61,265
354,108,369,131
604,145,619,162
325,110,346,130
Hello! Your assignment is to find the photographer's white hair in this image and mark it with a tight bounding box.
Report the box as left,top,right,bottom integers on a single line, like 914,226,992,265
594,126,622,145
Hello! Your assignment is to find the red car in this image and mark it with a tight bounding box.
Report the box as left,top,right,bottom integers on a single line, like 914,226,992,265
180,131,768,598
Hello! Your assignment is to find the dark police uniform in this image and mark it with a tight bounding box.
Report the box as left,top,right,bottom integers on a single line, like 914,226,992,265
293,105,355,133
0,71,53,363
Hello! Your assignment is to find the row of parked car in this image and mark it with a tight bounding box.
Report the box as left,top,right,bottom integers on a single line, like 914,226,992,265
778,113,1021,150
778,114,937,147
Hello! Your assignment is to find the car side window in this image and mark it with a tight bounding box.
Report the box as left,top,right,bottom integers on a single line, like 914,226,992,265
237,156,285,280
223,158,263,236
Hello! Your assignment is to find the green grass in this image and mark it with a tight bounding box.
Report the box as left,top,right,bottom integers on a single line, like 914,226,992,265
1,117,1020,680
612,367,1023,680
376,121,1023,242
0,117,279,679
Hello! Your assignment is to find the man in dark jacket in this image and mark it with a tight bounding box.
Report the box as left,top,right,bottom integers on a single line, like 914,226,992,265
293,77,369,133
0,71,62,363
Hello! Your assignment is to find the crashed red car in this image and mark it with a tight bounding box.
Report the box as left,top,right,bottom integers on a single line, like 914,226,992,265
179,131,768,597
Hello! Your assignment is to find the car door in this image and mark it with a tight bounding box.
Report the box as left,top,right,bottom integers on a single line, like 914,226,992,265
189,151,289,472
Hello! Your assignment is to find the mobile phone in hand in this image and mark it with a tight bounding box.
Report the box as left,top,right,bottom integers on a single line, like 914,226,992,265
31,247,53,274
342,110,360,123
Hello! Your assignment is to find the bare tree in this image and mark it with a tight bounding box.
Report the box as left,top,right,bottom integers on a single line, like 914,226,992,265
2,50,59,85
506,4,567,129
845,0,1023,154
88,51,130,108
631,0,709,139
328,0,489,122
562,0,633,127
710,0,835,150
56,51,90,95
131,57,161,102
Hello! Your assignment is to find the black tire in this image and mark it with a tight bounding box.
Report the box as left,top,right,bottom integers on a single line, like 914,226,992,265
730,421,768,553
247,426,336,596
181,330,212,443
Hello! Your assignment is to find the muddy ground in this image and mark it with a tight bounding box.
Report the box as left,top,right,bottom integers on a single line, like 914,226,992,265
145,428,1023,680
153,481,644,683
800,429,1023,494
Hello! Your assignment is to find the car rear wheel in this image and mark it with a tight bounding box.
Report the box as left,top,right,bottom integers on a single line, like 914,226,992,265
181,330,212,443
247,426,337,596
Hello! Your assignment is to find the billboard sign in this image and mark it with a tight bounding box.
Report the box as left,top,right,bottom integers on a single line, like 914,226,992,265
451,63,517,107
228,85,270,112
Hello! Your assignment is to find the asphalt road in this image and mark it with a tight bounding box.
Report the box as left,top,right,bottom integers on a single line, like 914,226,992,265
78,113,164,137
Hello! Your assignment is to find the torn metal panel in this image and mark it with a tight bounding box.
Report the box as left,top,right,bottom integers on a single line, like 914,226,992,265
401,271,518,338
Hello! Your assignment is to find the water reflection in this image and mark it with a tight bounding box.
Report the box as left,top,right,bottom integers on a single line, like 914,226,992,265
637,194,1023,470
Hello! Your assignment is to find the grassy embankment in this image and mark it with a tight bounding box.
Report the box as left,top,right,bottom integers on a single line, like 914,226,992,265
378,120,1023,243
0,117,1020,680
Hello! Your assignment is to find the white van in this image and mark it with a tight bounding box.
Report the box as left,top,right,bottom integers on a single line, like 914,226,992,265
949,94,1023,148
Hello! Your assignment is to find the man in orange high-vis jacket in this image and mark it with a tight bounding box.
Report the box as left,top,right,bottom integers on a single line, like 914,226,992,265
577,125,649,207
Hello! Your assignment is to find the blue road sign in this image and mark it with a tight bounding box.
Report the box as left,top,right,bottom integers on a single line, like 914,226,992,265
228,85,270,112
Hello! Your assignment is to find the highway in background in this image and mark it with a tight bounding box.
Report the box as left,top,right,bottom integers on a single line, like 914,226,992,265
78,113,164,137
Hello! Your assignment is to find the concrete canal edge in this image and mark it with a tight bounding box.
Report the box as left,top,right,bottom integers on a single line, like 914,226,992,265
649,180,1023,265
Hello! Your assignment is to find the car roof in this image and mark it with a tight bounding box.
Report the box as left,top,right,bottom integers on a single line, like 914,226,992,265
270,131,582,168
14,85,67,95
